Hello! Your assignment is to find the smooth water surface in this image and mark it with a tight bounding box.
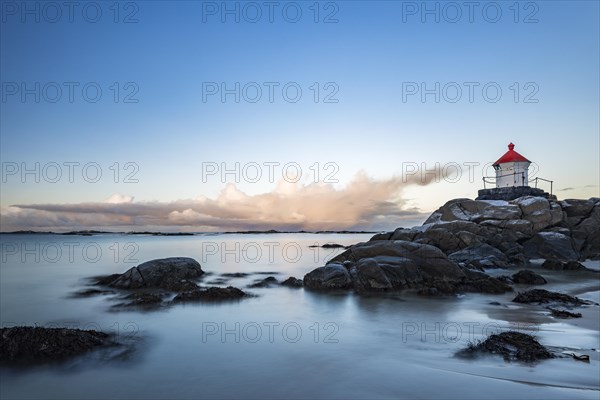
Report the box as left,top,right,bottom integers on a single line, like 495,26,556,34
1,233,599,399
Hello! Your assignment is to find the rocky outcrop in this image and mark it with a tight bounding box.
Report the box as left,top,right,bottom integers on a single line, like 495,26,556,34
84,258,249,309
303,240,511,295
304,196,599,297
0,327,117,365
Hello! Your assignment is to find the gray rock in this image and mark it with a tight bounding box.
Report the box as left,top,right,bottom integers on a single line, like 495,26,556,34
369,232,393,241
448,243,511,270
479,219,534,236
511,196,558,232
414,228,464,253
424,199,521,224
572,203,600,259
107,257,204,291
390,227,420,241
303,263,352,290
560,199,596,218
523,232,579,261
511,270,547,285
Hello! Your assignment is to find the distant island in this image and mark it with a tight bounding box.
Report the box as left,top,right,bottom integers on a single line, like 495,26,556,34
0,230,379,236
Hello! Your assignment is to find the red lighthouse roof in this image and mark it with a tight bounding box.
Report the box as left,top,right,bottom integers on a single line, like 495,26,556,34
493,143,531,166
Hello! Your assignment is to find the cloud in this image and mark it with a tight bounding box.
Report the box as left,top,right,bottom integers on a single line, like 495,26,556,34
1,172,436,232
104,193,135,204
559,187,575,192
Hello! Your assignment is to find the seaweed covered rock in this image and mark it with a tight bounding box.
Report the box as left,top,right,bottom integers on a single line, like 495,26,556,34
512,289,587,306
457,331,553,362
0,327,116,365
172,286,247,302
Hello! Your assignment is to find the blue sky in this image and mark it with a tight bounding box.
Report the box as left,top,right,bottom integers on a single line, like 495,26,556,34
1,1,598,231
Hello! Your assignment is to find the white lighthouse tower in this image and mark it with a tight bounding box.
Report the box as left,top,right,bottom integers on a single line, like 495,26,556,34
493,143,531,188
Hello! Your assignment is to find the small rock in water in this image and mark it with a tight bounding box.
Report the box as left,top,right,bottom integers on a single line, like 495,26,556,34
512,289,587,306
281,277,303,288
562,351,590,362
221,272,249,278
172,286,247,302
511,270,547,285
308,243,346,249
248,276,279,288
547,308,582,318
457,331,553,362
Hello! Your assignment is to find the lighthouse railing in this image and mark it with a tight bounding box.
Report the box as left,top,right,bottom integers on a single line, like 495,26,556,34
529,177,554,196
482,175,554,195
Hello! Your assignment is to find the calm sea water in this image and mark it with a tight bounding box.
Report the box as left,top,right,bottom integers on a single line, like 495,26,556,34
1,233,599,399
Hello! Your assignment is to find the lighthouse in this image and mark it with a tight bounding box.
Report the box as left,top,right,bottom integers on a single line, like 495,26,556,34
493,143,531,188
477,143,555,201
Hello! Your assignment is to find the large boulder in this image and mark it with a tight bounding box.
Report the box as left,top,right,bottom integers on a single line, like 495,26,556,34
523,232,579,261
304,263,352,290
479,219,534,237
304,241,511,295
424,199,521,224
569,201,600,259
561,198,596,221
107,257,205,291
373,196,596,262
448,243,511,270
511,196,561,232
